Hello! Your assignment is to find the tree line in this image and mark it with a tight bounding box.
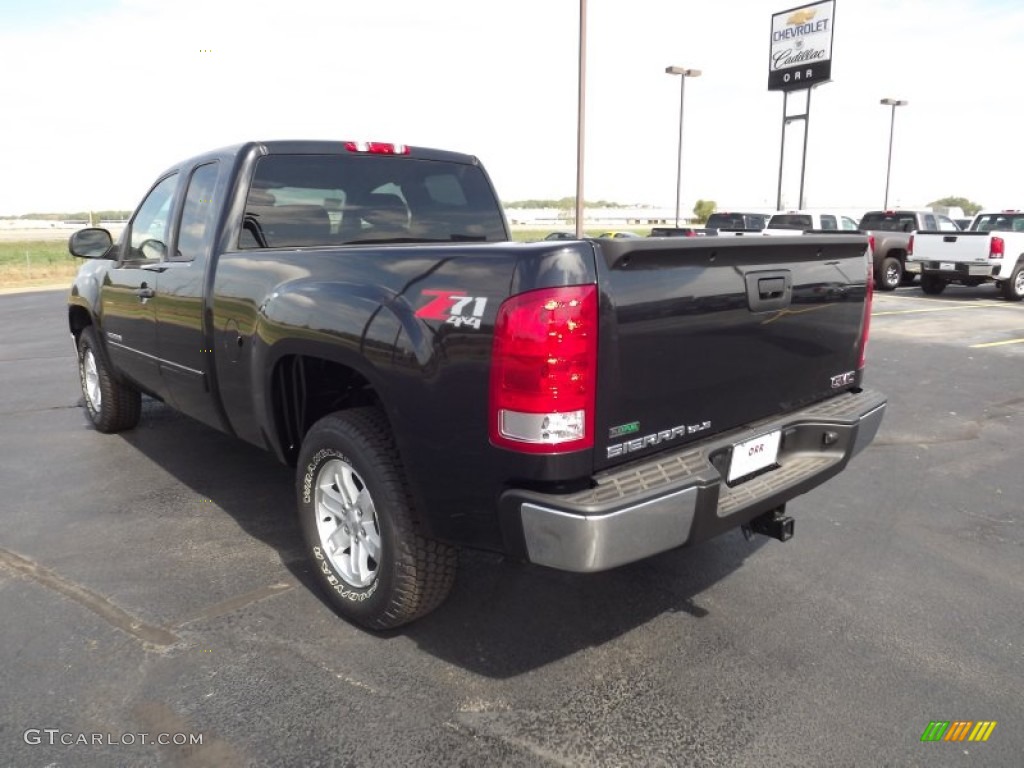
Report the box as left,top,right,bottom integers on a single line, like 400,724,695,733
503,197,647,209
1,210,132,221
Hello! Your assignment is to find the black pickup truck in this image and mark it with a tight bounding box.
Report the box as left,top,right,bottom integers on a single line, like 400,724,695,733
67,140,886,629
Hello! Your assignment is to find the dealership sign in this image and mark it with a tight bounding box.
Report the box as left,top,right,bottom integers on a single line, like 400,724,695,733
768,0,835,91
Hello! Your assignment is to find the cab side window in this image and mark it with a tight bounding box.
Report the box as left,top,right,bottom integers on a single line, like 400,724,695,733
820,215,837,230
127,174,178,261
174,163,219,262
937,216,958,232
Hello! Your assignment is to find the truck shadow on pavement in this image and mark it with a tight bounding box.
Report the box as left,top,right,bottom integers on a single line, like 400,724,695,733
406,534,764,678
119,399,766,678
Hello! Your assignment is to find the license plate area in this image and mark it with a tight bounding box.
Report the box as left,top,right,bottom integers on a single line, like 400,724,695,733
940,262,956,271
727,430,781,484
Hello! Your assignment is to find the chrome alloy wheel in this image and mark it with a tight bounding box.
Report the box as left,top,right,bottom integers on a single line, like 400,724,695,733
314,458,382,588
884,262,900,288
82,348,102,411
1015,269,1024,296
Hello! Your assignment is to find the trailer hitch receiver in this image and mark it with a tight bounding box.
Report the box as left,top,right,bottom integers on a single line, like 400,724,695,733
743,506,794,542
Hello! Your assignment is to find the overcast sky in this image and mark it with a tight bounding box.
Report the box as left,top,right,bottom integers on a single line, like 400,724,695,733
1,0,1021,216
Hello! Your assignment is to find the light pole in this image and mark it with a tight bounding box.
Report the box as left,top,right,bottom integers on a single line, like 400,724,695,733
666,66,701,227
880,98,908,209
575,0,587,238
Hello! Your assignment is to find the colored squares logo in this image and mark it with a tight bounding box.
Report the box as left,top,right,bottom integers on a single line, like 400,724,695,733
921,721,997,742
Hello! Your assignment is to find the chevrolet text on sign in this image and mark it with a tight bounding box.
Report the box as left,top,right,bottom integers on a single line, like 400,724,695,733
768,0,836,91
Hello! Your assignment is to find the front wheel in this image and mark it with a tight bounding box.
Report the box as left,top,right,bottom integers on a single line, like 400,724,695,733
921,274,947,295
1001,264,1024,301
296,407,457,630
77,326,141,432
876,256,902,291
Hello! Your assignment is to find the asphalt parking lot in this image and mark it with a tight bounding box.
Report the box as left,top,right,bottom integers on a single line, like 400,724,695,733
1,285,1021,767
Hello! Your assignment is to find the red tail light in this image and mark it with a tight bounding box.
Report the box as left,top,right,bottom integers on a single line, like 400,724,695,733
859,248,873,370
907,234,914,256
990,236,1004,259
868,234,876,256
489,285,598,453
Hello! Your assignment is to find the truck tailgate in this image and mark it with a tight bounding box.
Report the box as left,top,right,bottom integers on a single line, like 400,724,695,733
912,231,991,262
592,235,869,471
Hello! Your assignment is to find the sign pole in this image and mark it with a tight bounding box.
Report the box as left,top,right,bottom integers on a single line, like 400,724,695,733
776,91,788,211
799,87,812,209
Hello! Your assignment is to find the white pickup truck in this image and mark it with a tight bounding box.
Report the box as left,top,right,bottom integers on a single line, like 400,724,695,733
906,210,1024,300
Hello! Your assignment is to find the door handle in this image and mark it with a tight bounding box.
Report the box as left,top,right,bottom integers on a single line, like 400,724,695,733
136,285,155,300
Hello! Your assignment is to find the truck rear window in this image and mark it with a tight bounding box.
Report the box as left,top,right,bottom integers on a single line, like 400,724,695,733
767,214,812,230
239,154,507,248
706,213,766,230
972,213,1024,232
859,213,917,232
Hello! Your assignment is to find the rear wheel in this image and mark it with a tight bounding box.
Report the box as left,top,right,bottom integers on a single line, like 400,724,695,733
296,407,457,630
877,256,902,291
77,326,141,433
921,274,947,295
1001,264,1024,301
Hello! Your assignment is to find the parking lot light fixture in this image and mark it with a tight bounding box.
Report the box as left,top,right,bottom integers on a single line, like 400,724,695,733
880,98,908,209
666,66,702,227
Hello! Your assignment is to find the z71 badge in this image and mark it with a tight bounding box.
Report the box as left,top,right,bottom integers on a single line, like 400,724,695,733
831,370,856,389
415,290,488,329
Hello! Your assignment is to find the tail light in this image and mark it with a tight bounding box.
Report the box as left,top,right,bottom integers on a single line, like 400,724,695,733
489,285,598,453
907,234,914,256
868,234,876,257
990,236,1004,259
858,248,874,370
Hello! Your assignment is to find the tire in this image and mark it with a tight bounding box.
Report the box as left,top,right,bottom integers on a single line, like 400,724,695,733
876,256,902,291
920,274,947,295
296,407,457,630
1001,264,1024,301
77,326,141,433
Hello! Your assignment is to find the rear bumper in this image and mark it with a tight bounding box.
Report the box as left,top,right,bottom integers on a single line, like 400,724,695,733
918,261,999,280
501,389,886,572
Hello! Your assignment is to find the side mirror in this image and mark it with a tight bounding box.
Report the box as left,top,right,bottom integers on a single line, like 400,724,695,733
68,228,114,259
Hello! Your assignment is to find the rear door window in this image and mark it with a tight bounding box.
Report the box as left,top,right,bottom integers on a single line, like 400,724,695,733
173,162,219,262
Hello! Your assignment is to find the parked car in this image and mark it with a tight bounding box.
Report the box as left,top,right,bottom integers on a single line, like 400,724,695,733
544,231,576,241
597,230,642,239
858,209,960,290
763,211,860,236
